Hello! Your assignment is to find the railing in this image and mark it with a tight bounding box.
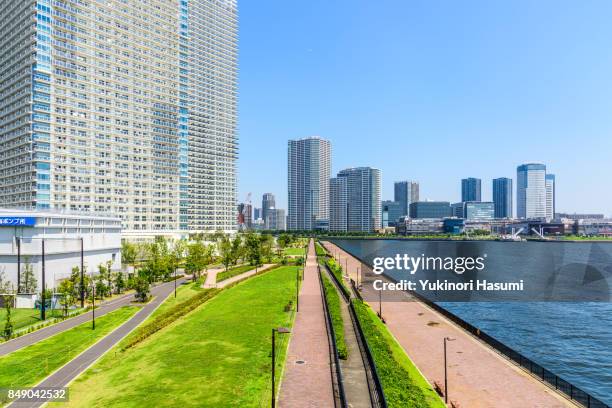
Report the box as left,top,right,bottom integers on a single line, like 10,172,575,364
318,265,348,408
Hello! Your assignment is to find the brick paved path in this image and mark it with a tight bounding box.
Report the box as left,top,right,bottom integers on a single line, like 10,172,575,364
278,240,334,408
322,241,574,408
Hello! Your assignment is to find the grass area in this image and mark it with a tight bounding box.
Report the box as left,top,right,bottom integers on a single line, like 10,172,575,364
315,241,327,256
321,274,348,359
282,247,306,256
352,299,445,408
216,264,256,282
149,278,206,319
0,306,138,404
325,258,352,299
54,266,299,408
0,308,79,333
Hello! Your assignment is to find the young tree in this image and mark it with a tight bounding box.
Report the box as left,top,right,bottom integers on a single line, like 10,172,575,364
0,269,15,340
185,241,205,280
114,271,125,294
276,233,292,256
106,260,113,293
260,234,274,263
217,234,233,271
57,279,74,317
95,265,108,299
121,241,137,270
133,271,150,302
19,256,37,293
244,232,262,266
230,235,243,266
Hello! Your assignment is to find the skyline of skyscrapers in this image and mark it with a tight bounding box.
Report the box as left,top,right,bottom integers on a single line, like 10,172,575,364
0,0,238,235
394,181,419,218
546,174,556,220
287,136,331,230
461,178,482,202
493,177,513,218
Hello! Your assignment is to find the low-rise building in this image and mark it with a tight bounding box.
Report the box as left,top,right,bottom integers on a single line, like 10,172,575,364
409,201,451,219
396,217,444,235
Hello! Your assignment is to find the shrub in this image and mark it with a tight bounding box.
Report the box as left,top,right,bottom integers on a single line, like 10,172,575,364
321,275,347,359
325,258,351,299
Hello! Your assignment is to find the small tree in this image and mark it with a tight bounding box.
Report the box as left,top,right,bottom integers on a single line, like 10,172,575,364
114,272,125,294
106,260,113,292
19,256,37,293
57,279,74,317
185,241,205,280
0,269,15,340
133,272,150,302
217,235,233,271
244,232,262,266
230,235,243,266
121,241,137,270
260,234,274,263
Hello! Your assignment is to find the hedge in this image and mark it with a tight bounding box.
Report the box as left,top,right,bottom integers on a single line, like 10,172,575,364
325,258,351,299
321,274,348,359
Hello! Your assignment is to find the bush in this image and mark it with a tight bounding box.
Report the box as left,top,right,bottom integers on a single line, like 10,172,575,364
321,275,347,359
325,258,351,299
315,242,327,256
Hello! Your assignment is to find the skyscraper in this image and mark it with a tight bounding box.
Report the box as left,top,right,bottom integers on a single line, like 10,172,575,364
287,137,331,230
335,167,381,232
382,201,403,227
461,178,482,202
394,181,419,217
545,174,556,220
261,193,276,225
517,163,547,219
329,177,348,232
493,178,513,218
0,0,238,235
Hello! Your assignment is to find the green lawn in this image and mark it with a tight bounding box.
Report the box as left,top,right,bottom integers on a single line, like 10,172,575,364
282,247,306,256
0,306,138,404
315,242,327,256
148,278,206,319
352,299,445,408
216,264,256,282
321,274,347,359
55,266,299,408
0,308,77,334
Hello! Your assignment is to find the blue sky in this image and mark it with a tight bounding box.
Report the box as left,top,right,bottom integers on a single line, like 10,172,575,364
238,0,612,216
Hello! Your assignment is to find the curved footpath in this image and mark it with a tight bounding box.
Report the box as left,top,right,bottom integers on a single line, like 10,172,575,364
278,240,335,408
7,277,187,408
322,241,576,408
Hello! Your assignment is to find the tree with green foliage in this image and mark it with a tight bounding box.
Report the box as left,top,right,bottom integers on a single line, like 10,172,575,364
185,240,207,280
133,271,150,302
95,264,109,299
114,271,125,294
260,234,274,262
121,241,137,270
57,278,75,317
169,240,186,278
230,235,243,266
276,233,293,256
0,269,15,340
244,232,262,266
19,256,37,293
217,234,233,271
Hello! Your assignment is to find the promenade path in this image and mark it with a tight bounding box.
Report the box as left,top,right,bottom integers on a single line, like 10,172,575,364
278,240,334,408
322,241,574,408
215,264,274,288
8,277,187,408
0,278,180,357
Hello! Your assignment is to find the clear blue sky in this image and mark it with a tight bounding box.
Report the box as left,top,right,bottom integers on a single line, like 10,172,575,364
238,0,612,216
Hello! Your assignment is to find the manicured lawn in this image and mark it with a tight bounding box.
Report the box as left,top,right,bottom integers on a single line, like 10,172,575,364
148,278,206,319
55,266,299,407
216,264,256,282
0,308,74,333
282,247,306,256
321,274,347,359
352,299,445,408
0,306,138,403
315,242,327,256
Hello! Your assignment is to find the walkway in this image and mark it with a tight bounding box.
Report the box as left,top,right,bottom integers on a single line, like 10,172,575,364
8,277,186,408
0,280,175,357
278,240,334,408
322,242,574,408
215,264,275,288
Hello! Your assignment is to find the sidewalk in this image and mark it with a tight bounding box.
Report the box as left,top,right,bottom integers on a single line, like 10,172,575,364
278,240,334,408
322,241,574,408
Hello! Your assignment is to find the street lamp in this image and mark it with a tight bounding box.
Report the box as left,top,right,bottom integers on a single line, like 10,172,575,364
295,267,300,312
444,337,456,403
271,327,291,408
91,272,96,330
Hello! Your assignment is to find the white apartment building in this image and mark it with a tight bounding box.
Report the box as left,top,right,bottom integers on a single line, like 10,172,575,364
517,163,547,219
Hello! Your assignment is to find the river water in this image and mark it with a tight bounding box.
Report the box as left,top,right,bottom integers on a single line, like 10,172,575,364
330,239,612,405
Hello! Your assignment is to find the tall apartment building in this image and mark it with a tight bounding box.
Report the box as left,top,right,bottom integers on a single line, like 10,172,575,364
492,177,513,218
334,167,381,233
0,0,238,237
287,137,331,230
329,177,348,232
261,193,275,225
545,174,555,220
461,178,482,202
394,181,419,217
517,163,547,219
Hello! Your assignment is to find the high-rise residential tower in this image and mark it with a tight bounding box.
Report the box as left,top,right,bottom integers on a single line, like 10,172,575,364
261,193,275,224
0,0,238,236
461,178,482,202
394,181,419,217
329,177,348,232
545,174,555,220
334,167,381,232
492,177,513,218
287,137,331,230
517,163,547,219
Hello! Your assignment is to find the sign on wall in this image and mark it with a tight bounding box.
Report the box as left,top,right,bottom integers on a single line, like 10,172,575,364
0,217,36,227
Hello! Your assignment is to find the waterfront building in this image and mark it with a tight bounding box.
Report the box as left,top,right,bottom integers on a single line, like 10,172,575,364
394,181,419,217
451,202,464,218
443,218,465,234
493,178,513,218
574,219,612,236
461,178,482,202
517,163,547,219
329,177,348,232
450,202,494,220
287,137,331,230
409,201,452,219
0,208,121,292
0,0,238,237
334,167,381,232
545,174,556,220
262,193,276,225
396,217,444,235
555,213,605,220
382,200,403,227
265,208,286,231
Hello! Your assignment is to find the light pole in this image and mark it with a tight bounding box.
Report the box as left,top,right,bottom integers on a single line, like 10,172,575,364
91,272,96,330
80,237,85,308
296,267,300,312
16,237,21,293
271,327,291,407
444,337,456,403
41,239,46,320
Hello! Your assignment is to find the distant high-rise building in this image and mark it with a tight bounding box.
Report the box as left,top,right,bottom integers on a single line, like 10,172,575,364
237,203,253,229
493,178,513,218
265,208,286,231
254,208,262,220
517,163,547,219
287,137,331,230
410,202,452,219
461,178,482,202
329,177,348,232
382,201,403,227
334,167,381,232
545,174,556,220
394,181,419,217
262,193,276,224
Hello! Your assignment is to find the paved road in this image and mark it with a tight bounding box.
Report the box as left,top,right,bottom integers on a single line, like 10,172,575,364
322,242,574,408
8,278,186,408
278,240,334,408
